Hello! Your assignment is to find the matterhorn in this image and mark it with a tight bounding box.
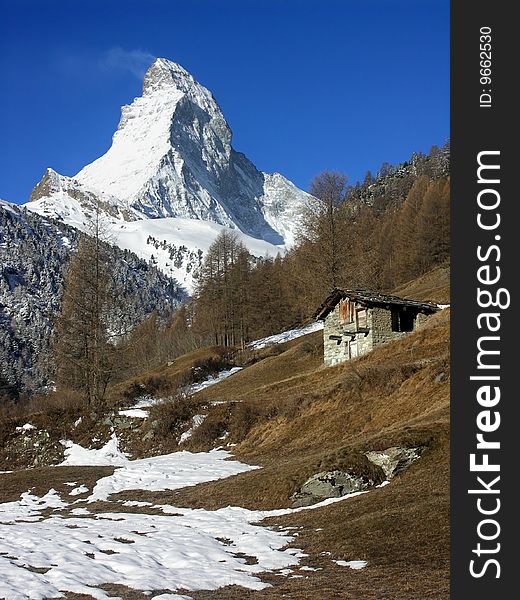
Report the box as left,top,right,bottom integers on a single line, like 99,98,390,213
25,58,315,290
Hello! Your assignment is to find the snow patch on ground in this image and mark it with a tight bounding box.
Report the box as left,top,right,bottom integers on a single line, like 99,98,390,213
334,560,368,569
0,451,290,599
0,490,67,524
69,485,89,496
87,448,256,503
249,322,323,350
179,414,207,443
1,445,384,598
118,408,150,418
133,395,164,409
130,366,243,412
0,507,295,599
189,366,243,394
15,423,36,432
152,595,193,600
60,433,129,467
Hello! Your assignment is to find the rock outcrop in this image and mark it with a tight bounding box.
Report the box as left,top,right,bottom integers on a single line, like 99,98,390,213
290,446,424,507
291,470,379,508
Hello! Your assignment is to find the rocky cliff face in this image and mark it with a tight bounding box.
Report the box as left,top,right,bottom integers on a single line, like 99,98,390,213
0,201,185,394
26,58,315,263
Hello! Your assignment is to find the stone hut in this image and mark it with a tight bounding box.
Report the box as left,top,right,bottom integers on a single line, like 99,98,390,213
315,289,440,366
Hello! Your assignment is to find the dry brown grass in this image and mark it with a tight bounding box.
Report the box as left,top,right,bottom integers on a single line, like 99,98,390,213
128,308,450,599
392,263,450,304
193,332,323,406
0,466,115,504
181,310,449,462
110,346,236,404
1,303,450,598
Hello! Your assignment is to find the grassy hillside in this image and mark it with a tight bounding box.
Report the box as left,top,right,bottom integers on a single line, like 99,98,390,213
112,308,450,599
392,262,450,304
0,270,450,599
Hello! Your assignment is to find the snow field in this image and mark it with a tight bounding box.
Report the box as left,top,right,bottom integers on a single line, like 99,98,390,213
85,449,258,503
0,441,384,599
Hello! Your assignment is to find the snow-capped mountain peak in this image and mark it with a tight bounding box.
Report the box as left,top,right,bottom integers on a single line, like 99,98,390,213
142,57,202,96
25,57,316,290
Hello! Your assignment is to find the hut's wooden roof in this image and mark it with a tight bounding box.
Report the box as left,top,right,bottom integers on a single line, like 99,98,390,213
314,288,440,320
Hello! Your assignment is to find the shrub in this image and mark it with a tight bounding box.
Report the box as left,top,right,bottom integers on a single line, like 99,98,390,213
122,371,193,402
38,390,91,437
229,402,262,441
189,414,229,448
148,392,203,438
191,353,234,382
0,388,94,440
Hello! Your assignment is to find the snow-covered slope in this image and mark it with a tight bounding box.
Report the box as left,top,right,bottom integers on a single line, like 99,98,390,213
25,58,315,283
111,217,285,290
28,168,134,227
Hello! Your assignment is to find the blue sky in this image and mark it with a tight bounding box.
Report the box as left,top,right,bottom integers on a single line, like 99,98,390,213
0,0,449,204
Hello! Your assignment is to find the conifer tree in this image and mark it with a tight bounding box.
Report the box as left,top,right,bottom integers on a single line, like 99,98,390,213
393,175,430,284
194,230,251,346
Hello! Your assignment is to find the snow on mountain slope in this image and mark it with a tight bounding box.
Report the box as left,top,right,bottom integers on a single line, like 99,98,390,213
0,199,17,215
111,217,285,290
28,168,134,228
76,63,187,204
24,196,284,291
25,58,315,285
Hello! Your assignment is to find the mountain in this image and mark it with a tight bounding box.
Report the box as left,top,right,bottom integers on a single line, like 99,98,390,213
0,200,185,394
25,58,315,289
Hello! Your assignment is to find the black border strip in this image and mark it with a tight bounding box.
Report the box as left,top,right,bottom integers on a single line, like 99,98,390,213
451,2,516,597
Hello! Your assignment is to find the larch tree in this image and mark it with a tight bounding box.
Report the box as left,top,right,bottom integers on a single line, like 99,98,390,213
299,171,349,292
53,206,115,406
415,177,450,272
194,230,252,347
373,208,398,290
393,175,431,284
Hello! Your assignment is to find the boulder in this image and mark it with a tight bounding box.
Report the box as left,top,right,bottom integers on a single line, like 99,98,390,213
365,446,423,479
290,446,424,508
290,470,373,508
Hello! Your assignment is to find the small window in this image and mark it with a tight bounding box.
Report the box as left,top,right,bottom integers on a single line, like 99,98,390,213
357,308,367,329
391,308,414,332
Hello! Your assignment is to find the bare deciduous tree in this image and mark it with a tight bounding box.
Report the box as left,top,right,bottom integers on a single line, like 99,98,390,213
53,205,115,405
299,171,349,291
